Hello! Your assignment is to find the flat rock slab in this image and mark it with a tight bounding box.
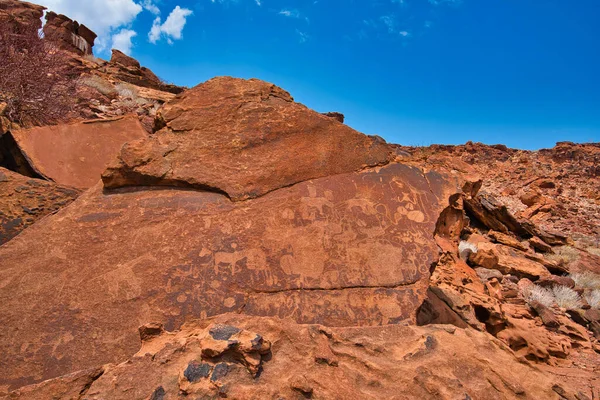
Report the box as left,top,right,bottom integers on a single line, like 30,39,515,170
0,162,448,389
0,167,80,245
11,116,147,189
102,77,393,200
5,314,589,400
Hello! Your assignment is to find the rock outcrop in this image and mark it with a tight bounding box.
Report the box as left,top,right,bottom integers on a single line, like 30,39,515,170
43,11,96,55
103,77,393,200
0,0,44,32
0,167,80,244
9,116,148,188
0,78,457,390
4,314,596,399
400,141,600,245
102,50,183,95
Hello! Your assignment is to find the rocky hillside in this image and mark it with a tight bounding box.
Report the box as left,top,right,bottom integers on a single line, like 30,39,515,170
0,1,599,399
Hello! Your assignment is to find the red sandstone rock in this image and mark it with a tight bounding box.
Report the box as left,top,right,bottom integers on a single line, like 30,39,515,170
43,11,96,55
5,314,596,400
0,160,451,388
322,111,345,123
10,117,148,188
0,168,80,244
0,0,44,32
110,49,141,69
102,77,394,200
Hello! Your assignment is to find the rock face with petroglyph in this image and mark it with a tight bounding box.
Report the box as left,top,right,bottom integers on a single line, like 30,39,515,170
0,78,454,389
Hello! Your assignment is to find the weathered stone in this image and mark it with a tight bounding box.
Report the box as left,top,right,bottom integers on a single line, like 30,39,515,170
471,243,551,280
183,362,211,382
0,167,80,245
10,116,148,188
0,0,44,33
138,322,164,342
0,161,449,388
321,111,344,123
469,247,499,269
102,77,394,201
529,236,554,253
530,300,560,328
110,49,140,69
536,276,576,289
474,267,503,281
488,230,528,251
496,251,551,280
5,314,591,400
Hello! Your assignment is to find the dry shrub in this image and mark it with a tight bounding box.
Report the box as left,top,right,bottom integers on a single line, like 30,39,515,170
585,290,600,309
551,286,583,310
522,285,555,308
586,247,600,257
0,19,77,125
569,271,600,290
546,246,581,266
82,53,103,65
80,75,116,97
115,82,139,99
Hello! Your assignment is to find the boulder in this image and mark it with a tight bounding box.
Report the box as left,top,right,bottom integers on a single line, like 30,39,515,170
10,116,148,189
529,236,554,253
321,111,345,123
110,49,141,69
470,243,550,280
0,168,80,245
488,230,528,251
3,314,589,400
102,77,394,201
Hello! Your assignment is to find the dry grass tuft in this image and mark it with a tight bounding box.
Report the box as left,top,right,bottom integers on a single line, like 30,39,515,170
546,246,581,266
551,286,583,310
569,271,600,290
115,82,139,99
81,75,116,97
522,285,556,308
584,290,600,309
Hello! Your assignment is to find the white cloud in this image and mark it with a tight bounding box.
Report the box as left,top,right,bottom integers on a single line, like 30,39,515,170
255,0,261,5
30,0,143,52
429,0,463,5
111,28,137,55
380,15,395,33
296,29,308,43
142,0,160,15
279,9,300,18
148,6,193,44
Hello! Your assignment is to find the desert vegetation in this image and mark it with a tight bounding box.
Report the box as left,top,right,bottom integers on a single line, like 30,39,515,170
0,19,77,125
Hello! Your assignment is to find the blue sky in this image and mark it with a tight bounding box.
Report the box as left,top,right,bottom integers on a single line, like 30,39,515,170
33,0,600,149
